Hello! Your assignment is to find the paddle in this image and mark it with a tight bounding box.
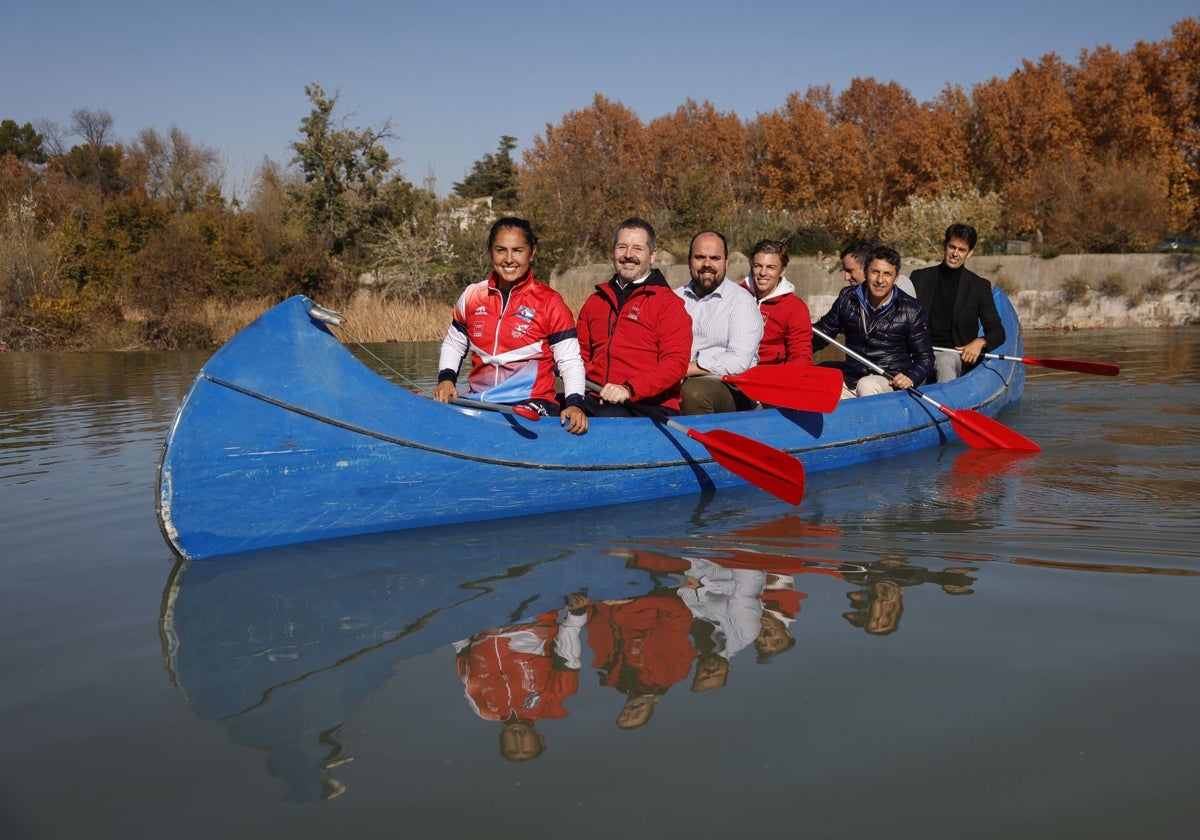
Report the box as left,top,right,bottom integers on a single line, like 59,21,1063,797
587,382,805,505
722,364,843,413
448,395,542,421
934,347,1119,377
812,328,1040,452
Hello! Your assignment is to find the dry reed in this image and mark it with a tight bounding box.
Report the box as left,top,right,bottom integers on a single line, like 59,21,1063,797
194,283,590,348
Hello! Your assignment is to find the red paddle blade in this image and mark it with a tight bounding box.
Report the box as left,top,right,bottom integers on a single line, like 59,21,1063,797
940,406,1041,452
509,404,543,421
685,427,805,505
1023,357,1120,376
724,365,843,413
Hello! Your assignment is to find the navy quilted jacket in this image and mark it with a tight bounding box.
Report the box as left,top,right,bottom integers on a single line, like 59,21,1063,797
812,285,934,386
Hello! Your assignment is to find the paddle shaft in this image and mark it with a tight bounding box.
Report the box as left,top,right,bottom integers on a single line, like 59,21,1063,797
812,327,1040,451
933,347,1119,377
449,396,541,421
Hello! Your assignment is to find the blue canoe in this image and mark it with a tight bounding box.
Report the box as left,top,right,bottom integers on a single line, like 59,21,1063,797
156,291,1027,559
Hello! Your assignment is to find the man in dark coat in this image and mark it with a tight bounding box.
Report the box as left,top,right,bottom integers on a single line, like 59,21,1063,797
909,223,1006,382
813,245,933,398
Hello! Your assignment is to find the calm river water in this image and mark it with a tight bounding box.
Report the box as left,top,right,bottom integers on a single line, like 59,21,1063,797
2,327,1198,839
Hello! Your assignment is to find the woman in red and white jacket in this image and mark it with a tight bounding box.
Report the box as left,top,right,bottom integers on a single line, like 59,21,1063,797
433,217,588,434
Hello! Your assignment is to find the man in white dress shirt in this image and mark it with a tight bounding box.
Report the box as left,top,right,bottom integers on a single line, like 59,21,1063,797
674,230,763,414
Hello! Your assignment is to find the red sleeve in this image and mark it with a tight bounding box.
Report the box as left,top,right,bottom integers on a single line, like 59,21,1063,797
575,295,599,365
786,297,813,365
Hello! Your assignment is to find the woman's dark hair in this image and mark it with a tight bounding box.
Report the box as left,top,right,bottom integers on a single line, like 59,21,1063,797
488,216,538,250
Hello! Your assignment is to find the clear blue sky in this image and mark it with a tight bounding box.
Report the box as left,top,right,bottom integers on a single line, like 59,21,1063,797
1,0,1194,198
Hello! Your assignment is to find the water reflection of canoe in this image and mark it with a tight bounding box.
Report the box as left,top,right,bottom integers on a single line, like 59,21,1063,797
156,290,1025,560
156,495,832,801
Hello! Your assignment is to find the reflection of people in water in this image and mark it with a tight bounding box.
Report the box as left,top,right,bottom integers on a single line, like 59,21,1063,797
586,591,697,729
757,573,802,662
454,594,588,761
620,550,802,693
844,580,906,635
841,558,978,635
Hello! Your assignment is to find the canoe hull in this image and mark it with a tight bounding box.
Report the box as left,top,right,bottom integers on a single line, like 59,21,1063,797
157,294,1026,559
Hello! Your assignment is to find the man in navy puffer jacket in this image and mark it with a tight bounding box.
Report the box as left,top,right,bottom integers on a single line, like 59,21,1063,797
812,245,933,398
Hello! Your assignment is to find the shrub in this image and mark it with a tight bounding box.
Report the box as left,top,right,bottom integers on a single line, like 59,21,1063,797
1096,274,1126,298
1143,275,1169,295
1060,276,1089,304
785,226,839,256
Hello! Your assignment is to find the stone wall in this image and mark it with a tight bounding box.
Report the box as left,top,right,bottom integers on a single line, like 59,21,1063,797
550,252,1200,330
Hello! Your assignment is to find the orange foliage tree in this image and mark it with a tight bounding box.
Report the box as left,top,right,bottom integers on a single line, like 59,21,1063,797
1131,17,1200,233
754,86,864,237
644,99,753,244
519,94,653,266
834,78,968,235
968,55,1088,236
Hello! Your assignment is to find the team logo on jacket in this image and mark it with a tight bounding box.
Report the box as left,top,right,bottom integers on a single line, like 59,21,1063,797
473,305,489,316
515,305,536,323
511,323,530,339
472,320,485,338
626,303,642,322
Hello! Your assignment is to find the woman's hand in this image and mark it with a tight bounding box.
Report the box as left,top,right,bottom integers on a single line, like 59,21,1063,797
560,405,588,435
432,381,457,403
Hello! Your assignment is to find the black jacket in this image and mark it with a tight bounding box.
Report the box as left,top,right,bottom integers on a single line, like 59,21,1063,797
909,263,1006,351
812,285,934,386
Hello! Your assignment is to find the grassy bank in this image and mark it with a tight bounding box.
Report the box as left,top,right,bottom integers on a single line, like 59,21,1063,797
199,288,595,347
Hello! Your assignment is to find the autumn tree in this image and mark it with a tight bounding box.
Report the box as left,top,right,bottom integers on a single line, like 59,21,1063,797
127,126,224,214
0,154,59,312
519,94,652,265
454,134,518,207
645,99,752,244
1039,155,1172,252
755,87,864,238
967,55,1087,235
831,79,963,234
1131,17,1200,232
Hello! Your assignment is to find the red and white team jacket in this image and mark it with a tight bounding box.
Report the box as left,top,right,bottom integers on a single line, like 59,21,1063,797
438,273,585,405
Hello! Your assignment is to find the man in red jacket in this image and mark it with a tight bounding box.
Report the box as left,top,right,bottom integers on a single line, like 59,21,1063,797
577,217,693,416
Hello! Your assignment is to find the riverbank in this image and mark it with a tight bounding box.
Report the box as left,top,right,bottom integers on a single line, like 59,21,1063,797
2,253,1194,351
551,252,1200,330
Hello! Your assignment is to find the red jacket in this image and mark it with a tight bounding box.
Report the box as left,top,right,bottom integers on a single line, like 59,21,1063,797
455,611,581,723
587,595,697,695
741,277,813,365
576,270,692,411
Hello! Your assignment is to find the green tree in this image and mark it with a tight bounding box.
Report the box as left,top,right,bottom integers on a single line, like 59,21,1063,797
0,119,46,163
453,135,518,207
289,83,405,259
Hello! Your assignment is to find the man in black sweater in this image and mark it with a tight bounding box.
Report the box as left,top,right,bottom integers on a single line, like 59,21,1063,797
909,223,1006,382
